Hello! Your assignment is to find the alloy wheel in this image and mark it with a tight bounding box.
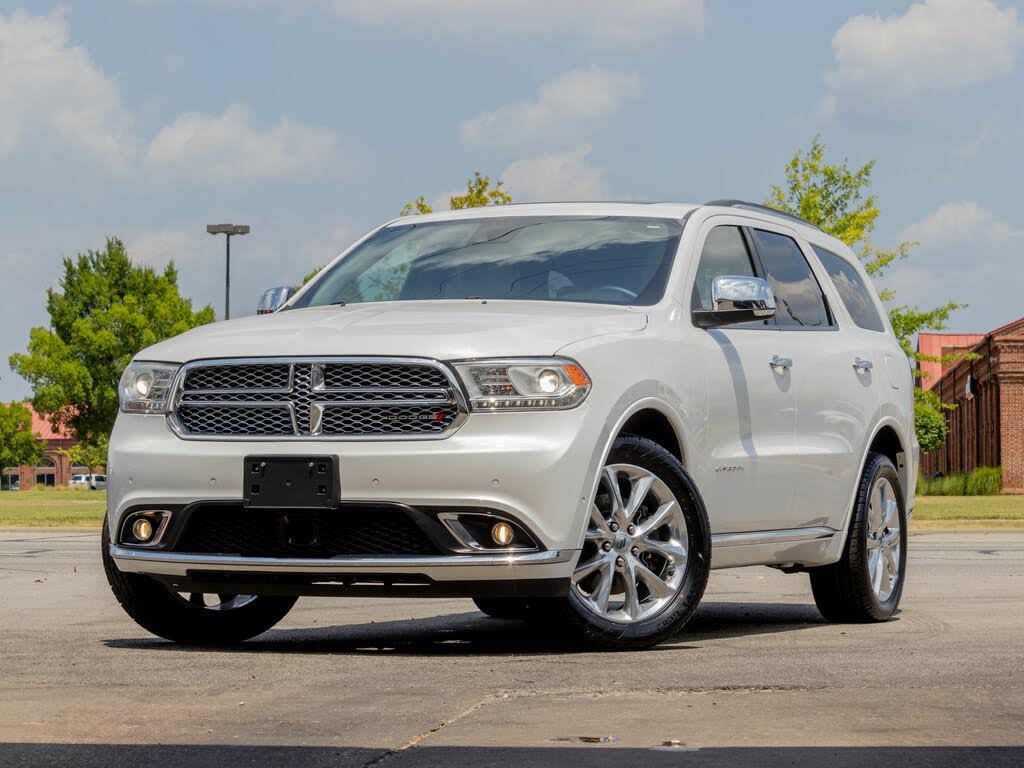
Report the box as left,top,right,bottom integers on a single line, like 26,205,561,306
866,476,901,602
173,592,258,611
572,463,688,623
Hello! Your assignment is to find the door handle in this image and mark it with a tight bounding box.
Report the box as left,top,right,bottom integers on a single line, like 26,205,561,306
769,355,793,371
853,357,874,373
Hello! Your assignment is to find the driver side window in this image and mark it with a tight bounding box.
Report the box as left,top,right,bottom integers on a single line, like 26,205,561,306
691,226,757,311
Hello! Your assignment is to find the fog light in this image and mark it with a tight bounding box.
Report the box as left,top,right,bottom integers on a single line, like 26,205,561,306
491,522,514,546
132,517,154,542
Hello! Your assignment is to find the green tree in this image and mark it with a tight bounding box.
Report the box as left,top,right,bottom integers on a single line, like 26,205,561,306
0,402,45,471
401,171,512,216
297,266,323,289
64,435,110,473
766,136,962,452
9,238,215,452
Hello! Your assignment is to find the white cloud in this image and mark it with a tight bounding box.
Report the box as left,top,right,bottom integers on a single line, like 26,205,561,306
1,10,342,184
460,68,641,152
232,0,704,47
0,8,137,168
822,0,1024,115
145,103,339,181
902,201,1022,251
500,145,609,202
883,201,1023,331
127,228,207,270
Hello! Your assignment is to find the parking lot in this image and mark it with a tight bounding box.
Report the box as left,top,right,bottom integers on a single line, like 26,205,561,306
1,529,1022,767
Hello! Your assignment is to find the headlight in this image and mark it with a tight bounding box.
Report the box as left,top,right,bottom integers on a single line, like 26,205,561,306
118,362,179,414
454,358,591,411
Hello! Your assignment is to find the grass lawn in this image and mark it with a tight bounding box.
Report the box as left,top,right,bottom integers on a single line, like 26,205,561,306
0,488,106,527
1,488,1023,529
912,495,1024,521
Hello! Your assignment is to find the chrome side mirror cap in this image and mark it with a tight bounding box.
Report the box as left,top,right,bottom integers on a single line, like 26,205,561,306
693,276,776,328
257,286,295,315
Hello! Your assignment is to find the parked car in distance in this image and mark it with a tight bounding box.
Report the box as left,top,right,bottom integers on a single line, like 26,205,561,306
103,200,916,650
71,474,107,490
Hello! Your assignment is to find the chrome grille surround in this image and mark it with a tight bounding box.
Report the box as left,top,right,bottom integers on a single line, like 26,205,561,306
168,357,468,440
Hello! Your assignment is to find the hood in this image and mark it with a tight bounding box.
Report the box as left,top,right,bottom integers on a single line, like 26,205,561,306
137,300,648,363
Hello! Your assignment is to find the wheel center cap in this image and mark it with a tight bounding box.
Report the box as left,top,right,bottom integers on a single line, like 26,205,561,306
613,533,629,551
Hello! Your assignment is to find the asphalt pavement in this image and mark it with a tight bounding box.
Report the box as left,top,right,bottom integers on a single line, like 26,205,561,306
1,529,1022,767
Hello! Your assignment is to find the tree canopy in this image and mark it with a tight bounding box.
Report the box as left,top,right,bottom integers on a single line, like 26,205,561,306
766,136,958,452
0,402,45,470
401,172,512,216
9,238,215,451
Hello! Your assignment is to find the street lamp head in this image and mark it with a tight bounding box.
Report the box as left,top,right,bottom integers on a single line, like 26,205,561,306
206,224,250,236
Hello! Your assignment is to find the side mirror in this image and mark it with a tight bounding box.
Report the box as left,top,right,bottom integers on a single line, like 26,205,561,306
257,287,295,315
692,276,776,329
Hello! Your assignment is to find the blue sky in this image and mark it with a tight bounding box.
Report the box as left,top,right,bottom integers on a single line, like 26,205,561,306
1,0,1022,400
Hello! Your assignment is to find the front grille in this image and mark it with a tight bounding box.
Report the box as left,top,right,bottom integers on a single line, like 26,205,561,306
171,358,464,438
185,364,291,392
173,505,441,557
178,405,294,436
321,405,460,435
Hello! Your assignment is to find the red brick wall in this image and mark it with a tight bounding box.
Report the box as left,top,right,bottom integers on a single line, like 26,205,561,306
920,320,1024,493
999,339,1024,494
7,439,78,491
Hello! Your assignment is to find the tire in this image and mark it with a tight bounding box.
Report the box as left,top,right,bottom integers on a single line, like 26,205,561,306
541,435,711,651
102,518,297,643
809,453,908,622
472,597,534,620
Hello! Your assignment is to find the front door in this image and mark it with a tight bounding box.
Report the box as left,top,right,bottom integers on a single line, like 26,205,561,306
687,219,798,534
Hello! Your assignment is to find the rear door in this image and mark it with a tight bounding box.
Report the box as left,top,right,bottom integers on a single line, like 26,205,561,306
750,229,882,531
790,243,888,529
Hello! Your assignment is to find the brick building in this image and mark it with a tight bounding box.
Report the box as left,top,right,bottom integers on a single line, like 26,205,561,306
918,317,1024,494
1,404,84,491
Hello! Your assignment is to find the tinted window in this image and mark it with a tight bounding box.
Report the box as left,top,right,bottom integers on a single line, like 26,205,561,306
691,226,756,311
292,216,683,308
813,246,886,332
750,229,831,328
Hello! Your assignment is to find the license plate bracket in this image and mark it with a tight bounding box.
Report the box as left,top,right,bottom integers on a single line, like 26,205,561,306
243,456,339,509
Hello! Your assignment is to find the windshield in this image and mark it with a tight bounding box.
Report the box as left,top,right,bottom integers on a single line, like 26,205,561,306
292,216,684,309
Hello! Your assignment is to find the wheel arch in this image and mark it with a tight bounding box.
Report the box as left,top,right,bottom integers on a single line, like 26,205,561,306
575,397,693,551
617,407,684,464
823,417,913,564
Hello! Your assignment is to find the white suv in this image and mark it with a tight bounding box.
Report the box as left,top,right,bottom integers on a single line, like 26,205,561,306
103,201,916,650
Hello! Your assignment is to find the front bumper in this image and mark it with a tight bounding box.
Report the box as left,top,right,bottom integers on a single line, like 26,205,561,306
107,406,601,586
109,546,575,597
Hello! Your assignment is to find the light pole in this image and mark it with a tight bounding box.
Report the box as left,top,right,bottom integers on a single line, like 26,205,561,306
206,224,250,320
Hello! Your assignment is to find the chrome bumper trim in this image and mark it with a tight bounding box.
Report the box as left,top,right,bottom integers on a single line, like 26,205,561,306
110,544,574,576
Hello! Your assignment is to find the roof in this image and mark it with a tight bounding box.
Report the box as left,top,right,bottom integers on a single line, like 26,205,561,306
918,315,1024,390
11,403,75,441
917,333,985,389
388,201,700,226
989,315,1024,337
385,200,837,245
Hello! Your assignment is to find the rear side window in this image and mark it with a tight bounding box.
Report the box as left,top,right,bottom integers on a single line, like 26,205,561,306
750,229,831,328
812,246,886,333
691,226,757,311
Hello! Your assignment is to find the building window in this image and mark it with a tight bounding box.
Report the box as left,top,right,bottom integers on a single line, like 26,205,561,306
1,470,19,491
35,456,56,488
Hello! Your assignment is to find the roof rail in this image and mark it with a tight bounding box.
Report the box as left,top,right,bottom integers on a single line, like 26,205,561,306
703,199,822,231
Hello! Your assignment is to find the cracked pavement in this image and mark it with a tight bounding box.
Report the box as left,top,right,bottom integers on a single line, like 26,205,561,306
1,530,1022,766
